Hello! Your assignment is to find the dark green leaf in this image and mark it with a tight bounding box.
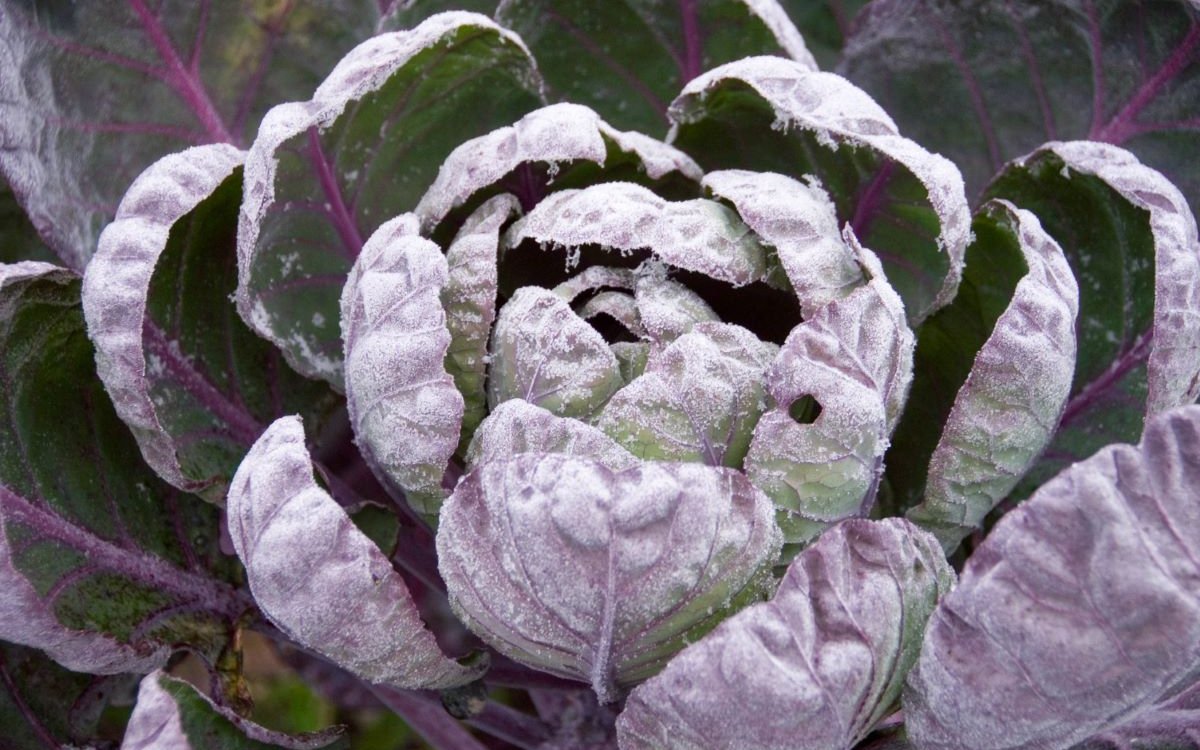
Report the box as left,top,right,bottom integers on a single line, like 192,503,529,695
0,182,57,266
780,0,870,69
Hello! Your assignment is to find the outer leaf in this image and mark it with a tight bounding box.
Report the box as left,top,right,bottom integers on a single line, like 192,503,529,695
466,398,639,471
617,518,954,750
236,13,543,384
1,642,134,750
341,214,463,517
122,670,345,750
904,405,1200,750
903,201,1079,551
508,182,771,287
0,263,244,674
488,286,624,419
703,169,864,315
415,103,702,233
987,142,1200,498
669,57,972,324
83,145,339,502
840,0,1200,215
443,194,520,452
495,0,816,135
0,0,377,270
596,323,777,467
745,248,914,549
226,416,481,690
437,453,782,702
0,181,57,265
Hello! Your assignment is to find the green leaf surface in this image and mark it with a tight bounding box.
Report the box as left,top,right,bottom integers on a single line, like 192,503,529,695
0,0,378,270
496,0,816,136
0,263,244,675
237,13,544,385
123,671,347,750
839,0,1200,216
985,142,1200,501
669,58,971,324
83,145,340,502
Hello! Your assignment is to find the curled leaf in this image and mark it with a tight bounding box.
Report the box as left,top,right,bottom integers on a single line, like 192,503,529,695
633,269,720,346
227,416,481,689
617,518,954,750
466,399,638,471
905,405,1200,750
341,214,463,517
437,454,781,702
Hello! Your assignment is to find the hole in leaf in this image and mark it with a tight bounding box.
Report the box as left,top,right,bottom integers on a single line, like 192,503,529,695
788,395,822,425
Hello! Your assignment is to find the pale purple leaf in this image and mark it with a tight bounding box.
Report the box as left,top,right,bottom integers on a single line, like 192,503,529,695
632,268,719,346
596,323,777,467
745,247,914,547
616,518,955,750
465,399,639,472
236,12,543,384
904,405,1200,750
415,103,702,232
227,416,481,689
553,266,637,303
506,183,771,287
703,169,864,315
670,58,971,323
341,214,463,517
437,454,782,702
488,287,624,419
122,670,346,750
907,201,1080,551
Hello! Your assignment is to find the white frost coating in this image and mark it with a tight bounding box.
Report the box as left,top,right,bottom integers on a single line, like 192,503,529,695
704,169,863,316
553,265,637,302
488,287,624,419
466,399,639,471
633,268,719,346
123,671,345,750
82,144,244,498
671,58,971,321
437,453,782,702
905,405,1200,750
742,0,819,70
507,183,770,286
415,103,701,231
745,258,914,546
236,12,537,383
227,417,481,689
577,290,647,338
909,202,1079,551
618,519,955,750
341,214,464,516
1035,141,1200,417
596,323,777,467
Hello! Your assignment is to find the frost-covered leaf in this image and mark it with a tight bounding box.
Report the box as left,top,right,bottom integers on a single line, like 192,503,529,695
236,13,543,384
83,145,339,502
703,169,864,315
900,201,1079,551
0,642,134,750
443,195,520,453
618,518,953,750
508,183,771,287
379,0,501,31
466,399,639,471
745,251,914,549
0,0,378,271
669,57,971,324
987,142,1200,500
437,453,781,702
227,416,481,689
0,263,243,675
633,270,719,346
341,215,463,519
1075,683,1200,750
553,266,637,302
496,0,816,135
122,670,346,750
904,405,1200,750
488,286,624,419
840,0,1200,217
416,103,702,233
596,323,776,467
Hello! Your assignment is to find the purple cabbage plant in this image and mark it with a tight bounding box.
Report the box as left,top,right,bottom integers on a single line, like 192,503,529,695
1,2,1199,749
